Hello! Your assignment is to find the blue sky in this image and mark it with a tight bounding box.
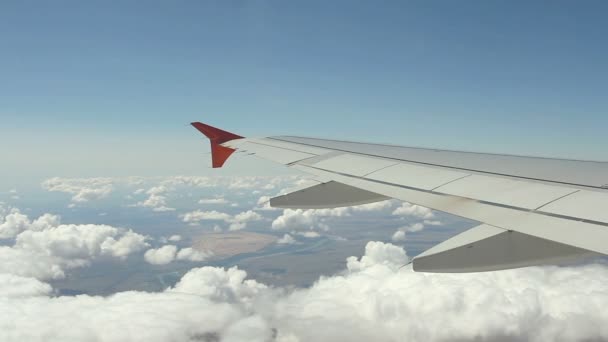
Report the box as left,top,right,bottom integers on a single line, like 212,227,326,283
1,1,607,186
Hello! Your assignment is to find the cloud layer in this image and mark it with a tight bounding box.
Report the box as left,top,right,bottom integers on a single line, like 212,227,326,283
41,177,114,205
2,241,608,342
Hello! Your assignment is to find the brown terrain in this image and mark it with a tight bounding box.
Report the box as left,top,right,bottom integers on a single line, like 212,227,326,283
193,231,277,259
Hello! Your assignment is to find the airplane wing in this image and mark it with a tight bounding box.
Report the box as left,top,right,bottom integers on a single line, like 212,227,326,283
191,122,608,273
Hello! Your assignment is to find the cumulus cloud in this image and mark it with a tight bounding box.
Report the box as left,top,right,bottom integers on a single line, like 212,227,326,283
296,231,321,238
389,202,444,237
176,247,210,262
271,208,349,231
144,245,178,265
181,210,263,231
351,199,396,212
391,220,443,242
392,202,435,219
269,199,403,232
276,234,296,245
346,241,409,272
168,234,182,242
159,234,182,244
391,220,441,242
0,208,31,238
199,197,230,205
145,245,211,265
101,231,149,258
229,210,263,231
228,176,277,190
182,210,232,224
255,195,277,211
0,208,148,280
41,177,113,204
0,274,52,298
132,185,175,212
3,241,608,341
391,229,406,242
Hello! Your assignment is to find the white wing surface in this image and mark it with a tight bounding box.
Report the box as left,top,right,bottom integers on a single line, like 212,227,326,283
192,122,608,272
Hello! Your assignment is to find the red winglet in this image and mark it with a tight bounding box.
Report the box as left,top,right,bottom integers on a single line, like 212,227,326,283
191,122,244,168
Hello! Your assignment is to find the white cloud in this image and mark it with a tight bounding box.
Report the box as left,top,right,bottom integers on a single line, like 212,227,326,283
391,230,406,242
101,231,149,258
181,210,232,224
277,234,296,245
41,177,113,204
228,176,273,190
145,245,211,264
0,274,52,298
132,185,175,212
168,234,182,242
229,210,263,231
406,222,425,232
271,208,350,231
423,219,443,226
199,198,230,205
270,199,399,232
0,209,31,238
346,241,409,272
181,210,263,231
351,199,395,212
296,231,321,238
133,188,146,195
160,175,219,188
159,234,182,244
255,195,277,211
4,241,608,341
144,245,178,265
169,266,267,301
0,210,148,280
176,247,210,262
392,202,435,219
391,220,441,242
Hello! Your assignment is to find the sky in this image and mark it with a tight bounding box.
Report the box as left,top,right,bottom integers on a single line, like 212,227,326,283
1,0,608,187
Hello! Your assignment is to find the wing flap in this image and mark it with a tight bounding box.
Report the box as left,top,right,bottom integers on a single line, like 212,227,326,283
270,181,390,209
413,224,594,272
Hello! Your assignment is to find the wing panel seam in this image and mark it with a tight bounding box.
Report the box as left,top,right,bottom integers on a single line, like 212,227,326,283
533,190,581,211
431,174,473,191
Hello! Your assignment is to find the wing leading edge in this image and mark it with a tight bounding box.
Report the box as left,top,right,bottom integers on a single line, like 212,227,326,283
191,121,608,272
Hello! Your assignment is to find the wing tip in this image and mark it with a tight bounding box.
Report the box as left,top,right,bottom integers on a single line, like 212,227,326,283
190,122,243,143
191,121,243,168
